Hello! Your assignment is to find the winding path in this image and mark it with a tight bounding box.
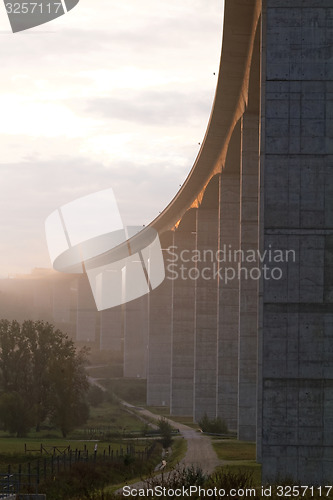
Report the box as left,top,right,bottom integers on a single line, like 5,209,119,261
123,404,222,475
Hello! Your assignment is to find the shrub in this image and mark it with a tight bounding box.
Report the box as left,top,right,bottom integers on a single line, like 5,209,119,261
198,413,228,434
157,418,173,449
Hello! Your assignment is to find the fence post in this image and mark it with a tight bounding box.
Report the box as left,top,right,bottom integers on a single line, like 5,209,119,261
28,462,31,488
43,458,47,480
37,459,40,488
57,455,60,473
18,463,22,493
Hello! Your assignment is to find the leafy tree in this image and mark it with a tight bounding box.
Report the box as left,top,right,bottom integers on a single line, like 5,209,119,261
157,417,173,449
0,392,35,437
0,319,89,437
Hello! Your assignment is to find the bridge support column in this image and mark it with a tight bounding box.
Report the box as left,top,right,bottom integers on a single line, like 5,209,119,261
123,295,148,378
76,275,97,343
147,232,173,407
217,122,241,432
194,176,219,422
100,306,123,353
170,210,197,416
238,110,259,441
260,0,333,483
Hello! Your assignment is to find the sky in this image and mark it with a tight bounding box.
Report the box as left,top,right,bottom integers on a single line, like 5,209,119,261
0,0,224,277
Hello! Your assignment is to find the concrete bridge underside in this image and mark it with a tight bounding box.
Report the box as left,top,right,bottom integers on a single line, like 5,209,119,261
119,0,333,484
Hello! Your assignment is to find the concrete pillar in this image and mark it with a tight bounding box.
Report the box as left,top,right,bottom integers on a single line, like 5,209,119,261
217,122,241,432
259,0,333,483
100,306,123,352
194,175,219,422
146,231,173,407
52,275,77,340
123,295,148,378
52,277,71,324
238,112,259,441
238,28,260,442
170,209,197,416
32,278,52,322
76,274,97,343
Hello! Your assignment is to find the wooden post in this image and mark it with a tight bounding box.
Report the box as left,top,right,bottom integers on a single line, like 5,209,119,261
18,463,22,493
37,459,40,487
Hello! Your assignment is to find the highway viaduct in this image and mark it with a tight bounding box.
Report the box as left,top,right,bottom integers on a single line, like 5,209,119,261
104,0,333,484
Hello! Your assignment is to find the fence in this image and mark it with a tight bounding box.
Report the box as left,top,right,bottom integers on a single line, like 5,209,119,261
0,443,156,496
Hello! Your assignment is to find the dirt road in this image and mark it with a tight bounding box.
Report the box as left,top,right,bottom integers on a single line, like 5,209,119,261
127,405,221,474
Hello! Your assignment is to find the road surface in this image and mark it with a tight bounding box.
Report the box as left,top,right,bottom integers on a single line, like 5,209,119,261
123,404,222,475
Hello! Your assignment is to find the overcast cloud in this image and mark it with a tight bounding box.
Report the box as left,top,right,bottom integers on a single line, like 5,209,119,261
0,0,223,276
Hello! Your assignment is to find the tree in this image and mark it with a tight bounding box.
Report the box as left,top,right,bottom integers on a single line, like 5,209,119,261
157,418,173,449
87,385,105,407
0,392,35,437
0,319,89,437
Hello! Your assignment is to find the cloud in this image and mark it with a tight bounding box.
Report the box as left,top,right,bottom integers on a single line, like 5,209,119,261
76,89,210,127
0,0,224,275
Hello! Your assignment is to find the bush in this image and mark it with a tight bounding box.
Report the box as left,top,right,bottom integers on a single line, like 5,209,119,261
157,418,173,449
145,465,206,491
198,413,228,434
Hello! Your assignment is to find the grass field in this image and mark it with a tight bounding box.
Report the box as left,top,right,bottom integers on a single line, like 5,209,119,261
212,439,261,485
84,400,146,433
213,439,256,461
0,396,150,472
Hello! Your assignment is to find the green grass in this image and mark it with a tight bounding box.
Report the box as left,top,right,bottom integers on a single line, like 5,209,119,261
166,415,199,430
84,400,145,434
104,436,187,494
165,437,187,470
212,439,261,486
145,406,170,416
213,439,256,461
0,397,152,467
219,462,262,486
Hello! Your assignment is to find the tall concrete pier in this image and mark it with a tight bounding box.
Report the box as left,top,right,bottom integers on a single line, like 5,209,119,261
259,0,333,483
119,0,333,484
